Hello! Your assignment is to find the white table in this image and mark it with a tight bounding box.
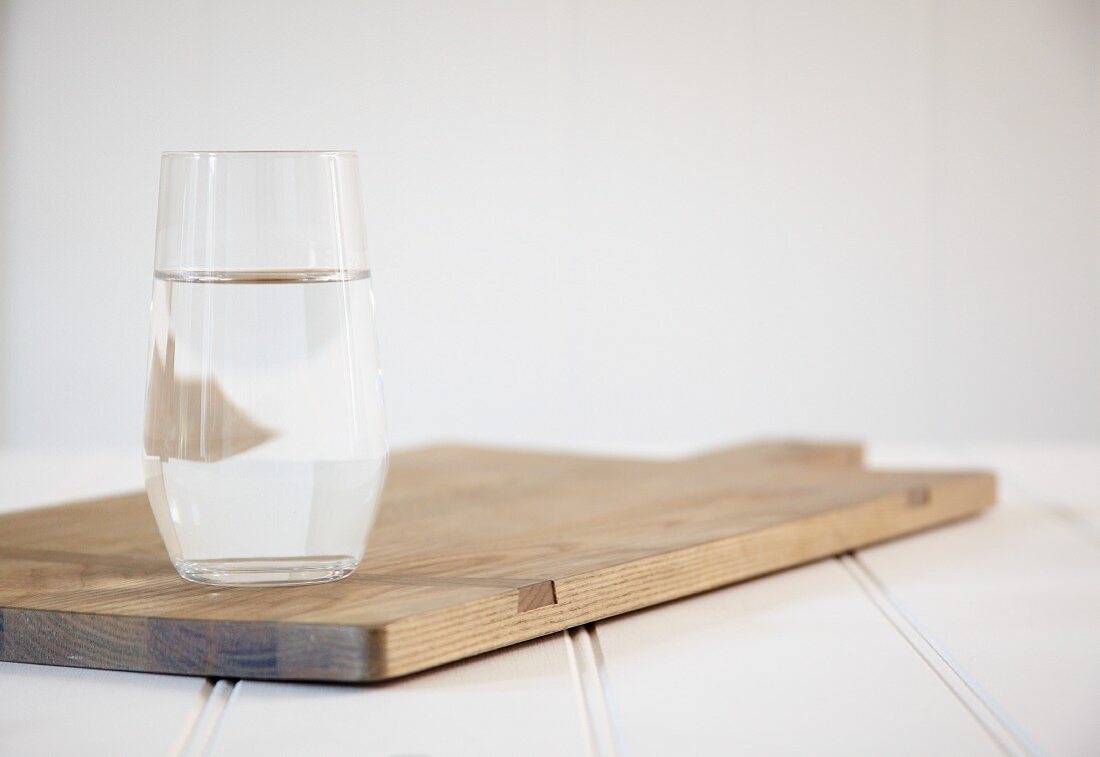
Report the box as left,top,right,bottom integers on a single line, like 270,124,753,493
1,444,1098,756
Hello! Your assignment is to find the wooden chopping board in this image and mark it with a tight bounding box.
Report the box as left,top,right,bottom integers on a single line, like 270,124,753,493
0,441,995,682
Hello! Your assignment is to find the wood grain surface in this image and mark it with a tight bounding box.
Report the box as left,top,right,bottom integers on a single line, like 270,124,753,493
0,441,995,681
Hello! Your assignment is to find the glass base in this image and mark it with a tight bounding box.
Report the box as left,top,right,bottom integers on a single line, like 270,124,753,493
174,556,358,587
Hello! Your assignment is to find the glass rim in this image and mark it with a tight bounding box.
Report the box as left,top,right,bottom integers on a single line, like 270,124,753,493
161,150,356,158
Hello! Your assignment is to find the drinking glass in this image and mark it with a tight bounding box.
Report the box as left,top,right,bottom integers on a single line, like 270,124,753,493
143,151,388,586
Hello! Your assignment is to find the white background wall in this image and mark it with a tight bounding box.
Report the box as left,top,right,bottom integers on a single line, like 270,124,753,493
0,0,1097,454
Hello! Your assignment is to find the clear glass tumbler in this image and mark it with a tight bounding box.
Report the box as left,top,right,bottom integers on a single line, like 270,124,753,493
143,151,388,586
